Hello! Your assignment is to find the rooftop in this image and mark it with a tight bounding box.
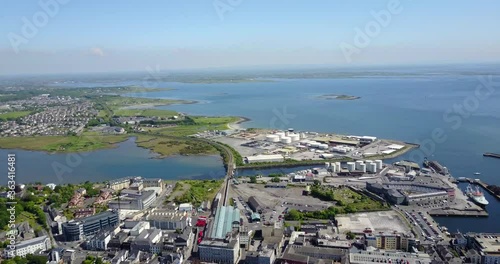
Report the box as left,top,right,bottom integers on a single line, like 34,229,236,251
468,233,500,254
15,236,48,248
210,206,240,239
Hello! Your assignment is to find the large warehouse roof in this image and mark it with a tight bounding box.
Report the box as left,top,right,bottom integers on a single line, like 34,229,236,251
210,206,240,239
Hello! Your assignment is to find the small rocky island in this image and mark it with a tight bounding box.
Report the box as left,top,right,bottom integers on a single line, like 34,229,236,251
317,94,361,100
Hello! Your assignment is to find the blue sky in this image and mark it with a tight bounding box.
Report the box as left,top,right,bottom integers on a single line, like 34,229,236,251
1,0,500,74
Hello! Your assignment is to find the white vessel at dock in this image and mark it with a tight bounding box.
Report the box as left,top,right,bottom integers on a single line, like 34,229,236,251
466,184,489,206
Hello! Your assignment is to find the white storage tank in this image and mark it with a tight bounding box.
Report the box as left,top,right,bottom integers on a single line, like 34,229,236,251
280,136,292,144
367,162,377,173
335,162,341,172
275,132,286,138
290,134,300,142
318,144,329,150
332,146,348,153
347,162,356,172
300,133,306,139
266,135,280,142
321,154,334,159
325,162,330,168
359,163,367,173
375,160,383,171
330,164,337,173
355,160,364,170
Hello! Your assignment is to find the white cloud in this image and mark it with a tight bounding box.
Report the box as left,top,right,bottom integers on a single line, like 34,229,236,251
89,47,105,57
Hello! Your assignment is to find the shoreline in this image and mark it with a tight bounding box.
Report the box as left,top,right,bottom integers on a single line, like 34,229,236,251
227,116,251,130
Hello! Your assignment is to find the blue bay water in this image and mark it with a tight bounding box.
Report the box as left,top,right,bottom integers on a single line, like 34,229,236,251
126,76,500,233
3,75,500,232
0,137,226,185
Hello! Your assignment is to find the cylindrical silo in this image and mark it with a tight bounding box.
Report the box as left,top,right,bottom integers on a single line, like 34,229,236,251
355,160,364,170
375,160,383,171
367,162,377,173
335,162,341,172
266,135,280,142
330,165,337,173
359,163,366,173
280,136,292,144
347,162,356,172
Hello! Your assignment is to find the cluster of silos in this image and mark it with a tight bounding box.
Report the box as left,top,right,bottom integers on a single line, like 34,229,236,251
346,162,356,172
266,135,280,142
364,159,383,173
326,162,341,173
355,160,366,172
331,145,354,154
301,140,328,149
343,159,384,173
267,131,304,144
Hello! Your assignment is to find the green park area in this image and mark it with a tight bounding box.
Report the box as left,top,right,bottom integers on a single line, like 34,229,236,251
0,133,128,152
168,180,223,206
0,110,32,120
135,134,217,157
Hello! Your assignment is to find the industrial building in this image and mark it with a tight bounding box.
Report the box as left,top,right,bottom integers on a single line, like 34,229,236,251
108,177,134,191
348,248,431,264
145,210,190,230
142,178,163,189
466,233,500,264
265,182,287,188
198,235,240,264
62,210,119,241
366,182,451,205
3,235,51,258
199,206,241,264
364,231,417,251
108,189,156,210
209,206,240,239
248,196,265,213
86,229,113,251
245,154,285,164
280,245,346,262
130,228,163,254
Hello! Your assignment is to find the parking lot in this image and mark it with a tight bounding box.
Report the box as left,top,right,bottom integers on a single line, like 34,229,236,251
336,211,411,235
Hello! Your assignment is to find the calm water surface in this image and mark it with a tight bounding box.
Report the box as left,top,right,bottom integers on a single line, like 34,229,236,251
5,75,500,232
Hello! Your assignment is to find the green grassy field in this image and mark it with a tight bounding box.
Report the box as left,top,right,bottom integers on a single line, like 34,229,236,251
172,180,223,206
152,116,240,137
135,134,217,157
0,134,128,152
103,96,189,110
114,108,178,117
0,111,32,119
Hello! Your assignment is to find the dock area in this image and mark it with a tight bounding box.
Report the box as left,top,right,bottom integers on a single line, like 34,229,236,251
476,181,500,200
429,208,488,217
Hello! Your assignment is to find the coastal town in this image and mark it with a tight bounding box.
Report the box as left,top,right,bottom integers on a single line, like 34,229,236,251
1,150,499,264
0,89,499,264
